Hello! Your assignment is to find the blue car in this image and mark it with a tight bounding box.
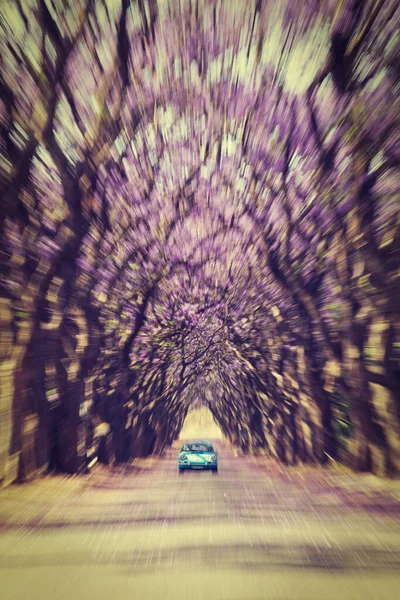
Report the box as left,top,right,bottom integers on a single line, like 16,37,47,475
178,440,218,473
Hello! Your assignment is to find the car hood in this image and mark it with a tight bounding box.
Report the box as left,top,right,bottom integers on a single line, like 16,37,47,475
182,452,215,463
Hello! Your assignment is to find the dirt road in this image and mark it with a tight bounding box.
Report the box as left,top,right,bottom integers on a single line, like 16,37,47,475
1,441,400,599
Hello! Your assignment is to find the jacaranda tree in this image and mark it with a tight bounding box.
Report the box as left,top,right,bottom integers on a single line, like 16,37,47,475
0,0,399,484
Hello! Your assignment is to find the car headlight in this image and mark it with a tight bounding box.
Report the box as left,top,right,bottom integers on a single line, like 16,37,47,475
210,454,217,462
179,453,187,462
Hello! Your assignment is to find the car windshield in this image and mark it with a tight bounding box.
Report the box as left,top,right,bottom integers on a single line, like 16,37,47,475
182,444,213,452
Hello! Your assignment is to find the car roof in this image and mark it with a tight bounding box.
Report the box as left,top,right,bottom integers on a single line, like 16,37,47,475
183,440,212,445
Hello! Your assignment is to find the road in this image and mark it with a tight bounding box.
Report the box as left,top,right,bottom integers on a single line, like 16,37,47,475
1,440,400,600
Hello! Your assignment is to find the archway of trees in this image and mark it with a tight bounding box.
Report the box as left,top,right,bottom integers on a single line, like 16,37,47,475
1,0,399,485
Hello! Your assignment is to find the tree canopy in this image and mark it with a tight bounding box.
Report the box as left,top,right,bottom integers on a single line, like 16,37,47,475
1,0,399,483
